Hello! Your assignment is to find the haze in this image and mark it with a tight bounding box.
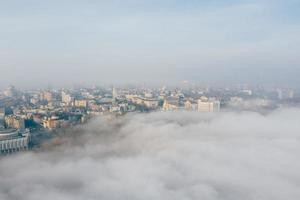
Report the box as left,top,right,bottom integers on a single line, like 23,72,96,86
1,0,300,87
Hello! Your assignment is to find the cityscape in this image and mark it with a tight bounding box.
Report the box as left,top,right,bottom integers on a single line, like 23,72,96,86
1,0,300,200
1,83,298,154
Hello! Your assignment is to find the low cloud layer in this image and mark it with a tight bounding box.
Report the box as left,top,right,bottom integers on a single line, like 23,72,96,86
1,109,300,200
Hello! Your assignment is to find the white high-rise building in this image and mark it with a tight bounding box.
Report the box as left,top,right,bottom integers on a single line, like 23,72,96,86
61,91,74,104
198,100,220,112
112,87,118,99
3,86,17,97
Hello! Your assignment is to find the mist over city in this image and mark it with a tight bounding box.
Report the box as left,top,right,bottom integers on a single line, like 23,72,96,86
1,0,300,200
1,110,300,200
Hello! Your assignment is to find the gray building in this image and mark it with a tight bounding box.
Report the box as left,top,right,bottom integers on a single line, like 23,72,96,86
0,129,31,154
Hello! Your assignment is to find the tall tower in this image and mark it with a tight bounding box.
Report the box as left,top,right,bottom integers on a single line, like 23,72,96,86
112,87,118,100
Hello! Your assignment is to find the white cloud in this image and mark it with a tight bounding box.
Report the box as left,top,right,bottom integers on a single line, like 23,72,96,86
1,109,300,200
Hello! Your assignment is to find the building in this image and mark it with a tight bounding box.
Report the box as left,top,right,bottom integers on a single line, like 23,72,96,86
4,115,25,130
3,86,17,97
43,116,61,130
198,100,220,112
241,90,252,96
74,99,88,108
0,109,4,129
112,87,118,99
184,100,198,111
61,91,74,105
131,97,159,109
0,128,31,154
162,98,183,111
277,89,294,100
143,98,159,109
41,91,53,102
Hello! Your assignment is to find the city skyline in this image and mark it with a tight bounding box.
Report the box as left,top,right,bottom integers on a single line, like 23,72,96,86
1,1,300,199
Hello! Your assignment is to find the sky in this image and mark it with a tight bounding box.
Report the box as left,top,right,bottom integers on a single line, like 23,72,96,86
0,0,300,87
1,109,300,200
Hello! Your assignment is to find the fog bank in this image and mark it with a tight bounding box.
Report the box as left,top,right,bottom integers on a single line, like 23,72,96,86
1,109,300,200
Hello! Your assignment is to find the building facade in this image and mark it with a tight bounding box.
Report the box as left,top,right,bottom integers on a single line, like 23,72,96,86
0,129,30,154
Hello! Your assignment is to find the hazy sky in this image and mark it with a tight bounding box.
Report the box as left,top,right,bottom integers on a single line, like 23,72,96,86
1,109,300,200
0,0,300,87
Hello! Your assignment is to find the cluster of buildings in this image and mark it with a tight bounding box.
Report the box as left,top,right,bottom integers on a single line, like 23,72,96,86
0,83,299,154
0,108,30,154
163,96,220,112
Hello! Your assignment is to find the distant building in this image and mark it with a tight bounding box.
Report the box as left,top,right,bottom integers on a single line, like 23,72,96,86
132,97,159,109
30,97,39,105
277,89,294,100
110,102,128,114
74,99,88,108
0,113,4,130
163,98,183,111
61,91,74,105
4,107,13,115
3,86,17,97
241,90,252,96
41,91,53,102
43,116,61,130
229,97,244,107
32,114,44,125
0,108,4,123
143,98,159,109
184,100,198,111
144,92,153,98
112,87,118,100
198,100,220,112
4,115,25,130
